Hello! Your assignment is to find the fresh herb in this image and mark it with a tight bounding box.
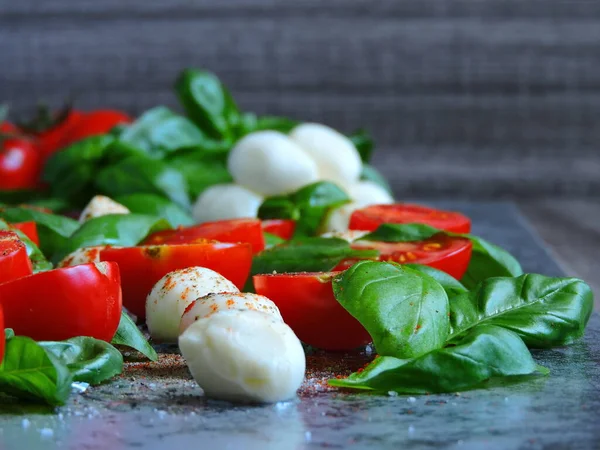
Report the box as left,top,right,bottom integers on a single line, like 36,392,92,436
404,264,469,299
348,129,374,163
111,312,158,361
360,164,392,195
115,193,194,228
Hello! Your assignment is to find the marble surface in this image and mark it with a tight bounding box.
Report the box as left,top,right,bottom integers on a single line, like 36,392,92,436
0,202,598,450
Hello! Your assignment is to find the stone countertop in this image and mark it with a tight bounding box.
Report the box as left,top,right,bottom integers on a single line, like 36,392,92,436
0,202,598,449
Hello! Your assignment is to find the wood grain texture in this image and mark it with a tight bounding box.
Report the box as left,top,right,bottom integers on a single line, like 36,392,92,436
0,0,598,197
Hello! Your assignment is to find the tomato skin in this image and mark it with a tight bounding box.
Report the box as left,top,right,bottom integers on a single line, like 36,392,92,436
143,219,266,254
100,243,252,319
349,203,472,234
261,219,295,240
0,231,33,285
10,221,39,245
35,110,84,159
0,262,122,342
62,110,131,147
0,138,42,190
0,305,5,363
253,272,372,351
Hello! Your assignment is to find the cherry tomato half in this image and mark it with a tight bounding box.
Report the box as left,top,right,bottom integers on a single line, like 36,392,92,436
143,218,265,254
0,304,5,363
35,109,84,160
254,272,372,351
10,221,39,245
0,137,42,190
261,219,295,240
0,231,33,285
101,242,252,319
62,110,131,147
349,203,471,234
0,262,122,342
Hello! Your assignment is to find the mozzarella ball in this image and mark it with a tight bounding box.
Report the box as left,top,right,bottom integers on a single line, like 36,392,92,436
79,195,130,223
348,180,394,206
228,131,318,196
192,183,263,223
289,123,362,187
320,230,369,243
179,310,306,403
57,246,108,268
180,292,283,334
146,267,239,343
323,202,360,232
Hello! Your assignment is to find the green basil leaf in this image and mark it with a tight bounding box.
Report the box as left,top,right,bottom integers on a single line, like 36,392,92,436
332,261,449,358
330,325,538,394
251,237,378,275
111,312,158,361
39,337,123,385
449,274,594,348
360,164,393,195
175,69,240,140
359,223,439,243
57,214,171,261
348,129,374,163
95,156,190,208
404,264,468,299
0,336,73,405
114,194,194,227
167,150,233,199
263,232,285,248
258,182,351,237
0,219,52,272
253,116,300,134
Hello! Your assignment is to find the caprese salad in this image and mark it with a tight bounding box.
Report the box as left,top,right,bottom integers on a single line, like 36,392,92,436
0,68,593,407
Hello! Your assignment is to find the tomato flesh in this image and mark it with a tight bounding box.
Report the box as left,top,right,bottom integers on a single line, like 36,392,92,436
0,262,122,342
143,218,265,254
35,110,84,160
61,110,131,148
261,219,295,240
349,203,471,234
10,221,39,245
101,242,252,319
0,231,33,285
253,272,372,351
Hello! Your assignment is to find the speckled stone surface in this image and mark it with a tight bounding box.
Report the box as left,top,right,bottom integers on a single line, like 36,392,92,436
0,202,598,450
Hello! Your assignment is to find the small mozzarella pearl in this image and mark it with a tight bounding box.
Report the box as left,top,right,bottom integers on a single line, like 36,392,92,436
192,184,264,223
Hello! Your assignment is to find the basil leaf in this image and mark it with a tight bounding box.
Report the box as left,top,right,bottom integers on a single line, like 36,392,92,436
449,274,593,348
0,219,52,272
359,223,439,243
251,237,378,275
0,207,79,257
0,336,72,405
115,194,194,227
57,214,171,261
167,150,233,199
348,129,374,163
40,337,123,385
111,312,158,361
258,182,351,237
263,232,285,248
252,116,300,134
329,325,538,394
332,261,449,358
175,69,240,140
360,164,393,195
404,264,468,299
96,156,190,208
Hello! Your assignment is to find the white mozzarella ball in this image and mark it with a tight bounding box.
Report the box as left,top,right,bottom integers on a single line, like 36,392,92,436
179,310,306,403
348,180,394,206
57,246,108,268
146,267,239,343
79,195,130,223
180,292,283,334
323,202,360,232
320,230,369,243
192,184,263,223
289,123,362,187
227,131,318,196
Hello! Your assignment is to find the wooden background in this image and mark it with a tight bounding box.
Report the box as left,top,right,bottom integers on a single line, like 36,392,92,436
1,0,599,198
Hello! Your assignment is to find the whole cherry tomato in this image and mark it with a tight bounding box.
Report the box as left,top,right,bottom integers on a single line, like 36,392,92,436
62,110,131,147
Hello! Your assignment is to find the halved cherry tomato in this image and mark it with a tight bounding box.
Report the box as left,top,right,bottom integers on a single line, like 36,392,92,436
0,231,33,285
0,262,122,341
0,137,42,190
10,221,39,245
349,203,471,234
35,109,84,159
62,110,131,147
254,272,372,351
0,304,5,363
261,219,295,240
143,219,265,254
336,233,472,279
100,242,252,319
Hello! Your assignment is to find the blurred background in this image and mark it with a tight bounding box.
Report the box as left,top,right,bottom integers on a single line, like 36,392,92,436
1,0,599,200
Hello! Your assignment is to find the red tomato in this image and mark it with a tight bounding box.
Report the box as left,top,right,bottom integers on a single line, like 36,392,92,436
254,272,372,351
100,242,252,319
35,110,83,159
0,304,5,363
349,203,472,234
0,231,33,285
1,122,17,134
63,110,131,147
10,221,39,245
143,219,265,254
336,233,472,279
261,219,295,240
0,137,42,190
0,262,122,342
